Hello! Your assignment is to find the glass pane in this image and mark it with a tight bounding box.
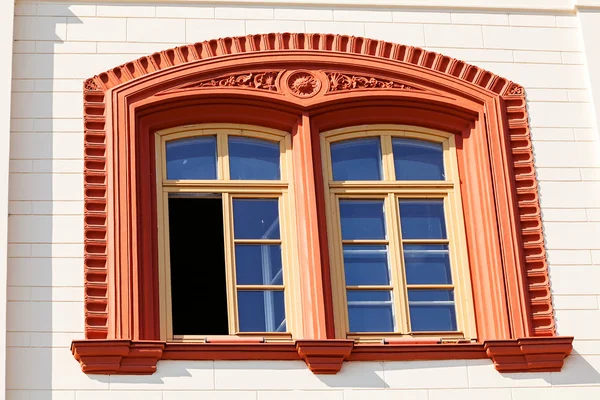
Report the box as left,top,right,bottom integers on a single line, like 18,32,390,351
238,290,286,332
166,136,217,180
233,199,280,239
404,244,452,285
235,244,283,285
347,290,394,332
331,138,382,181
393,138,444,181
229,136,280,180
408,290,457,332
340,200,386,240
399,199,447,239
343,245,390,286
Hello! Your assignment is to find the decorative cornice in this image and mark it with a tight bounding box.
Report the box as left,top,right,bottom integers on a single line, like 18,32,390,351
83,33,512,95
71,338,572,375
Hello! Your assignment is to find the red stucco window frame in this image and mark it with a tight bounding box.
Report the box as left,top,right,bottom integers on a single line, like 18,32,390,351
72,33,572,375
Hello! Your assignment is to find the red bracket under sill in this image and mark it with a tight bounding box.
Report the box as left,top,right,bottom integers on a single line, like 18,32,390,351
71,336,573,375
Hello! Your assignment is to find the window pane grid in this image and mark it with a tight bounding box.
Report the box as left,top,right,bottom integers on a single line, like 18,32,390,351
397,197,459,333
324,128,473,340
157,126,294,341
231,197,288,333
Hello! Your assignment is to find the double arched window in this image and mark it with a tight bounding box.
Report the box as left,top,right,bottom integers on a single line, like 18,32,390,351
156,124,475,342
72,34,572,376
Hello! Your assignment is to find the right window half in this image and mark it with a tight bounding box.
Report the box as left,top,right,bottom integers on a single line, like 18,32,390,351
321,125,476,342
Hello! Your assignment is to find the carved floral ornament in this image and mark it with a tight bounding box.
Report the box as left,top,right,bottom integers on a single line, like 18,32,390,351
160,69,420,97
74,33,572,376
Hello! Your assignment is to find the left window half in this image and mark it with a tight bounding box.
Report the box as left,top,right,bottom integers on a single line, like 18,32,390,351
155,124,299,342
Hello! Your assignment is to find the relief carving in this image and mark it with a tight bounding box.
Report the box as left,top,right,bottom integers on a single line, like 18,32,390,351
187,71,280,91
508,84,525,95
286,71,322,98
327,72,414,92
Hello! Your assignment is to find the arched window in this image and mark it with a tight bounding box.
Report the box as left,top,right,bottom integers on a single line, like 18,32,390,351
72,33,572,376
155,125,299,341
321,126,474,341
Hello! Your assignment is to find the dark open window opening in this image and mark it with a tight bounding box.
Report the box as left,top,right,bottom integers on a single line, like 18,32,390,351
168,196,229,336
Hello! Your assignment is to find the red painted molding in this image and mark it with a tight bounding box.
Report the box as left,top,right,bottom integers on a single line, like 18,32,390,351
296,340,354,374
71,337,572,374
76,32,563,374
485,337,574,372
71,340,164,374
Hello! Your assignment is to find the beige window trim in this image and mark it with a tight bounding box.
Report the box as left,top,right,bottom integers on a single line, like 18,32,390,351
321,125,476,342
155,123,301,342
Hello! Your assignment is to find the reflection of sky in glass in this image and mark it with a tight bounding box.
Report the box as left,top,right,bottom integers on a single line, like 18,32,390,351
343,245,390,286
404,244,451,285
166,136,217,180
393,138,444,180
408,290,457,332
235,244,283,285
331,138,382,181
238,291,286,332
339,200,386,240
347,291,394,332
399,200,447,239
229,136,280,180
233,199,280,239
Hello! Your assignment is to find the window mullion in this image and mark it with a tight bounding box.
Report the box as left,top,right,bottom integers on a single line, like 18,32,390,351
387,192,410,334
332,193,350,338
222,192,238,334
218,130,230,180
381,134,395,181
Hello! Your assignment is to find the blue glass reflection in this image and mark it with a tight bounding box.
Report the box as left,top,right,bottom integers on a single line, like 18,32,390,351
393,138,445,181
339,200,386,240
233,199,280,239
347,290,394,332
166,136,217,180
408,290,457,332
399,200,447,239
235,244,283,285
229,136,280,180
404,244,452,285
343,245,390,286
238,290,286,332
331,138,382,181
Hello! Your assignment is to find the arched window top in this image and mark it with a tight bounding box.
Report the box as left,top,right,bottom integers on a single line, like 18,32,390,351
159,124,289,183
323,125,452,183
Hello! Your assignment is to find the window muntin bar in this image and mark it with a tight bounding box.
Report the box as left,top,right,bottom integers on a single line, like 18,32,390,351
156,125,296,341
322,126,474,340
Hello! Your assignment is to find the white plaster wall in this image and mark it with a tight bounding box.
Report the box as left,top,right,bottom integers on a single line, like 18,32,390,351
7,1,600,399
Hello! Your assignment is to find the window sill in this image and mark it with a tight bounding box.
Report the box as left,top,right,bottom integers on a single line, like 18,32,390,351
71,336,573,375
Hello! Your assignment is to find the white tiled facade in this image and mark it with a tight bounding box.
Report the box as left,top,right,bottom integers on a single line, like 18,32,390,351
4,1,600,399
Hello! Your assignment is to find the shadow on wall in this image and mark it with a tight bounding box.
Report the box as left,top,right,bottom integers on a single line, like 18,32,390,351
6,5,98,398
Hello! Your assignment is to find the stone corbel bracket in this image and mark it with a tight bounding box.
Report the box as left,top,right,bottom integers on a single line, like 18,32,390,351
72,340,165,375
485,337,574,372
72,337,572,375
296,340,354,374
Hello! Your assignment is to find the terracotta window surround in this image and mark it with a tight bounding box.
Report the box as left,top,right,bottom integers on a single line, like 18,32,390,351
72,33,573,375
